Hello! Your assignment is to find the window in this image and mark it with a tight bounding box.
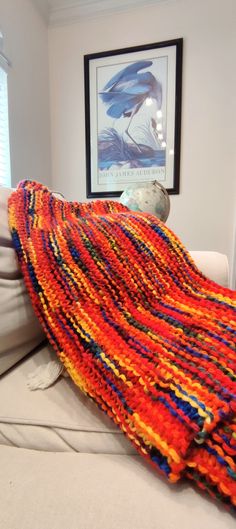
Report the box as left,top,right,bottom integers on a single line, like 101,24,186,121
0,35,11,187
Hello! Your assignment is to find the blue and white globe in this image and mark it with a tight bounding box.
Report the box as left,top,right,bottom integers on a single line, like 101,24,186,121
120,180,170,222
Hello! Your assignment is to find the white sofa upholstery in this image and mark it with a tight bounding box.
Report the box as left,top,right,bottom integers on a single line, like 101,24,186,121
1,446,235,529
0,342,136,454
0,251,234,529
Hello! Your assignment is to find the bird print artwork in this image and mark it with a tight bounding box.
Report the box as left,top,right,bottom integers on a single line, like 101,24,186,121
98,59,166,171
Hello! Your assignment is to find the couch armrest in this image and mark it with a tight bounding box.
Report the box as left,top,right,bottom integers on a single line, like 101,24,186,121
189,251,229,288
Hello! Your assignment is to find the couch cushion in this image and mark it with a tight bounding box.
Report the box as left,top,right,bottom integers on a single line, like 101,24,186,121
190,251,229,287
0,342,135,454
0,446,235,529
0,187,45,375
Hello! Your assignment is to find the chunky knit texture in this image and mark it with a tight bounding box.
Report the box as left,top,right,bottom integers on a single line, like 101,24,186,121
8,180,236,510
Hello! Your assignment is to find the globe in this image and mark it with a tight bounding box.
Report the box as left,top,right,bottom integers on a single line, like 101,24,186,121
120,180,170,222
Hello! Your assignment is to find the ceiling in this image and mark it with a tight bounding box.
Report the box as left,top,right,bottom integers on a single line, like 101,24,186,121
48,0,107,7
31,0,164,25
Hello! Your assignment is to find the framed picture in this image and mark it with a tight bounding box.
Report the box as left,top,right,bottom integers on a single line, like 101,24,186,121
84,38,183,198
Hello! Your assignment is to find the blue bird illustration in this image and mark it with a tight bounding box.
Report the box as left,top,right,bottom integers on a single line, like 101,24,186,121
99,60,162,150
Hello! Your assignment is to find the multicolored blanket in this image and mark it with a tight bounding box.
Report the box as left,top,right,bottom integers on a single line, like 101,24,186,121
8,180,236,511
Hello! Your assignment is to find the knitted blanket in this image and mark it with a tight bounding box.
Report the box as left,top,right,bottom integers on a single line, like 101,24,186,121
8,180,236,511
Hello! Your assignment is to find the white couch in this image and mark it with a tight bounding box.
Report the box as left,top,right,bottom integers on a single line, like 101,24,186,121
0,188,234,529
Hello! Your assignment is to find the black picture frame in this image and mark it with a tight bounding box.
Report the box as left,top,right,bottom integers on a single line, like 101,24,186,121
84,38,183,198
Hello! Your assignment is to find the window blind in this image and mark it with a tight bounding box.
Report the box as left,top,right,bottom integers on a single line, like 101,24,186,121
0,63,11,187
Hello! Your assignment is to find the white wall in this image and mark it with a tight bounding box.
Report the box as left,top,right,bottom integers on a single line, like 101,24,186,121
0,0,51,187
49,0,236,268
230,182,236,288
